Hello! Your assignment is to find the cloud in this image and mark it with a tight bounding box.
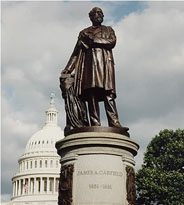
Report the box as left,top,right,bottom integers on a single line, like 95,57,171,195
114,2,184,125
2,1,184,199
1,1,104,123
112,1,184,169
132,108,184,170
1,98,36,199
1,1,107,197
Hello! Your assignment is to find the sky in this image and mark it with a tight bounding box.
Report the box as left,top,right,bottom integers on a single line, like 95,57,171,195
1,1,184,202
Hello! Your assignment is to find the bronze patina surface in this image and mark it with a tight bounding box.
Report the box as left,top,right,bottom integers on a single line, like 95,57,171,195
126,166,136,205
60,7,128,131
64,126,129,137
60,73,89,133
58,164,74,205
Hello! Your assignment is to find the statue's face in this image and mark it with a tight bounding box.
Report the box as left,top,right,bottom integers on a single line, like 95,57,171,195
90,8,104,24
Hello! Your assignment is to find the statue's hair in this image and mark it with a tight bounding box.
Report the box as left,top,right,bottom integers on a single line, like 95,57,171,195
89,7,104,18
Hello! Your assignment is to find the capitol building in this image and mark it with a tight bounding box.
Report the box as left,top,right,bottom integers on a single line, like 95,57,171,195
3,94,64,205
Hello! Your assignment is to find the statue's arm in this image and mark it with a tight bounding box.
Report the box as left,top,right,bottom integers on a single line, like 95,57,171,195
62,30,91,74
92,27,116,50
61,41,79,74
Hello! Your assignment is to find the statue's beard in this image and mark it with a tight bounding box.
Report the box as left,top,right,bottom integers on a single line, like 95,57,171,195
92,16,103,24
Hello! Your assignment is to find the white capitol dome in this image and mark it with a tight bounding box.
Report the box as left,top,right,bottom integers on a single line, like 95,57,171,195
11,94,64,205
24,123,63,155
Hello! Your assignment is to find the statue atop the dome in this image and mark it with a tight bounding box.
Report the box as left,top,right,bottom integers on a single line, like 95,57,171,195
60,7,128,132
50,92,56,107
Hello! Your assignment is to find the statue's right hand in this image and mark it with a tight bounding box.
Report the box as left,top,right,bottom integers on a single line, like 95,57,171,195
61,69,70,74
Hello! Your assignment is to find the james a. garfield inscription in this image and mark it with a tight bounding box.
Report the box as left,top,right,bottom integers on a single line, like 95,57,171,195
77,169,123,177
60,7,127,131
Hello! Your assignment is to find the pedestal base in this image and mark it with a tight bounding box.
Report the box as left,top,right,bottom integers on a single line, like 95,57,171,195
56,127,139,205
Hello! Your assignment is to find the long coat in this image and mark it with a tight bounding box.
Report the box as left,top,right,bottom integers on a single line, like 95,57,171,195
66,25,117,101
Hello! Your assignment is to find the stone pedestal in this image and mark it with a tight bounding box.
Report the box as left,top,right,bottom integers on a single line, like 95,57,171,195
56,127,139,205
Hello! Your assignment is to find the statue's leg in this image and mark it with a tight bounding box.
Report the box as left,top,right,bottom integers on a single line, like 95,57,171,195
104,94,122,128
87,93,101,126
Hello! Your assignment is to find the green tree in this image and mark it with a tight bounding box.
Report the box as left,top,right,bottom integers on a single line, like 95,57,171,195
136,129,184,205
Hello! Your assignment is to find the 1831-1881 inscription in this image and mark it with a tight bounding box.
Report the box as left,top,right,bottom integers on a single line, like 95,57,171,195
89,183,112,190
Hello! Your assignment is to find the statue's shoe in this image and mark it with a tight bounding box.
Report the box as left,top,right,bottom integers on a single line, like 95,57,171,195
110,123,129,131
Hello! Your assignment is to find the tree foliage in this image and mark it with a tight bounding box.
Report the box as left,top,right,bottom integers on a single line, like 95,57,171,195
136,129,184,205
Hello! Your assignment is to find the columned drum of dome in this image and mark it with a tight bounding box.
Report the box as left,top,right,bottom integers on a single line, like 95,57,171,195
10,94,64,205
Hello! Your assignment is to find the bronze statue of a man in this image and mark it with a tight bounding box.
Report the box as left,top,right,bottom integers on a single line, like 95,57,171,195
62,7,123,128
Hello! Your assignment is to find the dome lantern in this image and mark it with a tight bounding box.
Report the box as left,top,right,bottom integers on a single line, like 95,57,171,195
45,92,58,126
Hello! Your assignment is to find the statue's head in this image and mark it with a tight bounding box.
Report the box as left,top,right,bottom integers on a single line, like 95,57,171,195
89,7,104,25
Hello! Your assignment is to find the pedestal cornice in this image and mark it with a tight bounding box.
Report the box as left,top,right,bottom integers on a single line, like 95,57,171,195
56,126,139,157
